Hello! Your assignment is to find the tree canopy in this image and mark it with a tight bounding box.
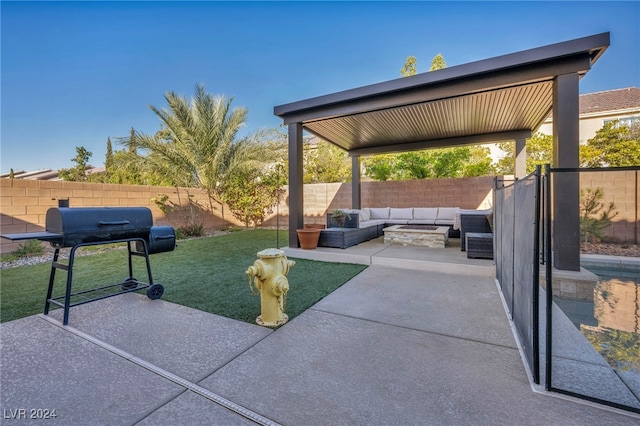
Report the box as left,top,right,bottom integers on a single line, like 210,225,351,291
580,120,640,167
122,83,285,223
494,132,553,175
363,146,492,181
495,121,640,173
362,53,493,181
429,53,446,71
400,56,417,77
303,139,351,184
58,146,92,181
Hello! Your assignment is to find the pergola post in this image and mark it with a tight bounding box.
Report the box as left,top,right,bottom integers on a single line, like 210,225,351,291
288,122,304,248
515,137,527,179
552,73,581,271
352,156,361,209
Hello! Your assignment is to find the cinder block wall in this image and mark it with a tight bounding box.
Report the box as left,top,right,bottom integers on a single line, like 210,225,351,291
360,177,495,209
579,170,639,244
264,176,496,227
0,179,243,254
2,172,637,253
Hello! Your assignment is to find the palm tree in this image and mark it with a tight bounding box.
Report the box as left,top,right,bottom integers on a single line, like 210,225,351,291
125,83,282,217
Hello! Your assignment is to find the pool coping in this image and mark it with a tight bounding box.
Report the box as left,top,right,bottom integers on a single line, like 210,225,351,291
581,254,640,273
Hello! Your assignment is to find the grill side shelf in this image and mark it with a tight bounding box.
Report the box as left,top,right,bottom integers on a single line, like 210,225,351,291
1,231,63,242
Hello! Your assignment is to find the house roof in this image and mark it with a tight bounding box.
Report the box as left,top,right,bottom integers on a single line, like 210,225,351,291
275,32,610,156
579,87,640,115
0,169,61,180
0,166,104,181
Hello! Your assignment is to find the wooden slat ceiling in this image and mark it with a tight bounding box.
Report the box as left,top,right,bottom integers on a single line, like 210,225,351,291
303,81,554,153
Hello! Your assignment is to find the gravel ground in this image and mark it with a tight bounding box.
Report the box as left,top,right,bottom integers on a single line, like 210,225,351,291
1,229,231,270
580,242,640,258
0,245,128,269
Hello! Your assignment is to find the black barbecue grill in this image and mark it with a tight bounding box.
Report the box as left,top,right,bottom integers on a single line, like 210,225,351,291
2,206,176,325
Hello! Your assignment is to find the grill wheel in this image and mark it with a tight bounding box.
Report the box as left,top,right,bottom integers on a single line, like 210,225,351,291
147,284,164,300
121,277,138,291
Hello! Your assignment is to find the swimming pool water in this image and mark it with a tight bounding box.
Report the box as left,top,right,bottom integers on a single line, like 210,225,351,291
556,269,640,373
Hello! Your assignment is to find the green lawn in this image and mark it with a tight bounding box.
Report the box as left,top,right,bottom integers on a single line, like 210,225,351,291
0,229,367,324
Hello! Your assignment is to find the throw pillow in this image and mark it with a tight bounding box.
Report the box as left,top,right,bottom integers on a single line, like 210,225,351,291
413,208,439,221
369,207,390,219
389,208,414,220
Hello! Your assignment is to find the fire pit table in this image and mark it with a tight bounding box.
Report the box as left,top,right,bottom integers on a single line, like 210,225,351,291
383,225,449,248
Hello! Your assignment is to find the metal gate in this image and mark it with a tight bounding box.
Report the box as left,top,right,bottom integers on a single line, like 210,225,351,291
494,167,541,384
544,166,640,414
495,165,640,413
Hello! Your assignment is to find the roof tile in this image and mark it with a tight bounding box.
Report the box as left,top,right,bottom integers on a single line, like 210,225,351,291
580,87,640,114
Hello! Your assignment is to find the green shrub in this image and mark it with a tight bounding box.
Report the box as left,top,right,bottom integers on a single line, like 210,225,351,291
580,187,619,243
226,226,245,232
176,224,205,239
11,240,45,258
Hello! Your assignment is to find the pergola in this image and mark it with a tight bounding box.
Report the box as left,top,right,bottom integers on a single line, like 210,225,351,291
274,32,609,271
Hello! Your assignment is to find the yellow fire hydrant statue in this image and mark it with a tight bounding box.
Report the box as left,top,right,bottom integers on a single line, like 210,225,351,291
245,248,295,327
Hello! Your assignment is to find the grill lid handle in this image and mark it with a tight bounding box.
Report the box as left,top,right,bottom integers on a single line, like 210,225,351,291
98,220,130,226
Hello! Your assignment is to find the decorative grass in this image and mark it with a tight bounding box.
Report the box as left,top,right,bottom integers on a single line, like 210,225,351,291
2,239,46,262
0,229,367,324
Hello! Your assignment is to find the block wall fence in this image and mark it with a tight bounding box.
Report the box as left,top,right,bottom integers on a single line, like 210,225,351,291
577,170,639,245
0,179,241,254
1,172,638,254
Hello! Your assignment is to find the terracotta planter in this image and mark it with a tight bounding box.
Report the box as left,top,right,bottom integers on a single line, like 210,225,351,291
304,224,326,230
296,228,321,249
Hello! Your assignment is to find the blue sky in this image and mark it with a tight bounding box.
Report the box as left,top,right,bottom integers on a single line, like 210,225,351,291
2,1,639,173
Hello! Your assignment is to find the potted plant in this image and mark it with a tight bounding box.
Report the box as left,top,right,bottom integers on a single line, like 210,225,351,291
331,209,352,228
296,227,321,249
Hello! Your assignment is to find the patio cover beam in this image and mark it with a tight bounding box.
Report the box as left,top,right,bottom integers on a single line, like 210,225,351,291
347,130,532,157
288,123,304,248
352,156,361,209
552,73,581,271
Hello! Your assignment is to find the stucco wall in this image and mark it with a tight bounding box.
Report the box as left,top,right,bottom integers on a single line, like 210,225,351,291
538,110,639,145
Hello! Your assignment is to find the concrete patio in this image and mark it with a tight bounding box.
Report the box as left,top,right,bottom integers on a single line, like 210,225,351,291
282,236,496,277
1,239,639,425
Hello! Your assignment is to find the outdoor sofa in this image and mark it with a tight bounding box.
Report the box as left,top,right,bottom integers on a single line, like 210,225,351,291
319,207,462,249
458,209,494,259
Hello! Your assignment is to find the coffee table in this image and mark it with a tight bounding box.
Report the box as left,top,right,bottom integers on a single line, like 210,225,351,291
383,225,449,248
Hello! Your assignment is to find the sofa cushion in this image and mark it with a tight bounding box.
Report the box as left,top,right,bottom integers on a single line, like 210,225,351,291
455,208,492,230
369,207,390,219
436,207,459,221
358,220,381,228
389,208,413,220
413,208,438,221
359,208,371,221
458,208,492,215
